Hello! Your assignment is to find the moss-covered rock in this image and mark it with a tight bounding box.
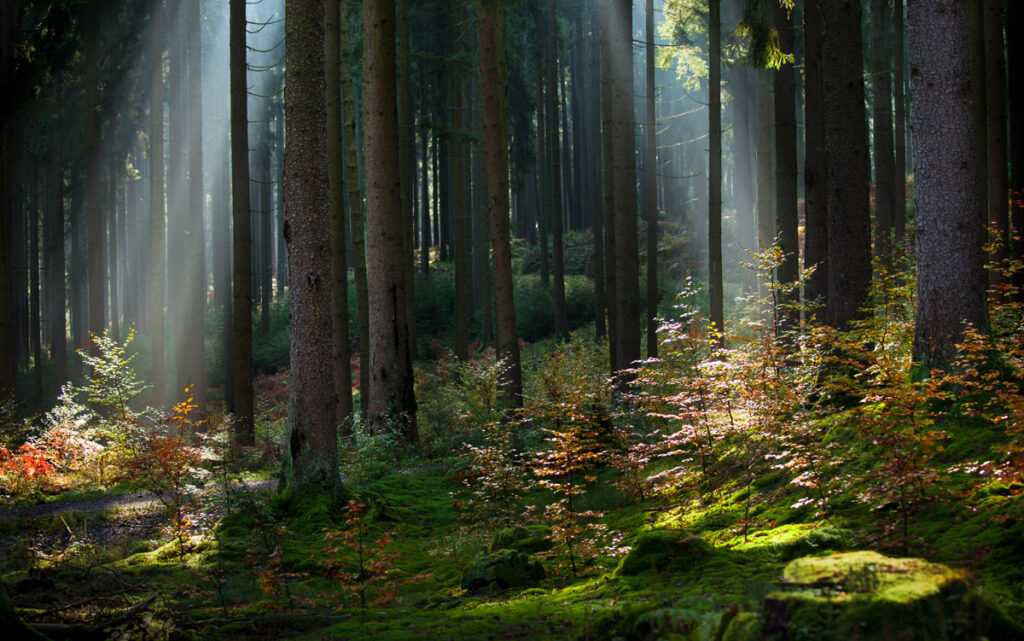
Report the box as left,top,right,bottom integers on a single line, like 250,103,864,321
461,549,546,593
762,551,1023,640
615,530,713,577
488,525,553,554
715,611,761,641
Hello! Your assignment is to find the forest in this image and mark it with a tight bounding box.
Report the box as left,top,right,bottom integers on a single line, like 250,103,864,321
1,0,1023,638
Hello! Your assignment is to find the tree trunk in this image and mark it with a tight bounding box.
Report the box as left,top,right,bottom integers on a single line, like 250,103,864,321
326,0,353,429
149,0,166,408
773,0,798,330
823,0,871,330
908,0,988,369
398,0,416,358
984,0,1009,293
708,0,723,342
803,0,828,309
282,0,339,489
230,0,254,444
46,141,67,391
364,0,418,439
186,0,207,413
548,0,567,340
600,0,618,369
893,0,907,242
479,0,523,406
452,16,472,362
340,3,370,419
1010,0,1024,298
645,0,661,355
871,0,896,268
84,0,104,347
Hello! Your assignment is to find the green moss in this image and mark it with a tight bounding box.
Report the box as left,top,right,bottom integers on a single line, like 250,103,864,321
488,525,552,554
615,530,713,577
716,610,761,641
775,525,851,561
461,548,546,593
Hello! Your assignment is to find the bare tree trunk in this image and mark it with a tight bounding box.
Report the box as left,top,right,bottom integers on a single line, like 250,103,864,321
230,0,254,443
46,140,67,390
84,0,104,347
186,0,207,413
398,0,416,357
452,24,472,362
547,0,567,340
479,0,523,406
894,0,907,243
909,0,988,368
326,0,353,429
773,0,798,329
645,0,661,355
872,0,896,267
0,0,13,401
282,0,339,488
364,0,418,438
803,0,828,310
984,0,1009,293
708,0,723,342
823,0,871,330
600,0,617,369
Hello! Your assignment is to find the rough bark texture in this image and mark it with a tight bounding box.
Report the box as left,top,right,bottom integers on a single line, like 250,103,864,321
398,0,416,358
803,0,828,310
822,0,871,330
326,0,353,428
708,0,723,341
364,0,418,438
149,0,166,409
479,0,523,406
281,0,339,489
773,0,798,326
230,0,254,444
908,0,988,369
871,0,896,265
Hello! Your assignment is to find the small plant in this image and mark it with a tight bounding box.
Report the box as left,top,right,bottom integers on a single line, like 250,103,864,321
456,418,527,530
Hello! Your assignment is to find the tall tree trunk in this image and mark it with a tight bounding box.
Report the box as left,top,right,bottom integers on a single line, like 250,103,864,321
909,0,988,368
29,161,41,406
282,0,339,489
548,0,567,340
589,0,606,341
803,0,828,309
326,0,353,429
364,0,418,439
46,144,67,390
600,0,618,369
230,0,254,443
419,119,430,275
213,132,232,409
149,0,166,407
479,0,523,406
645,0,660,355
732,65,758,296
984,0,1009,293
84,0,104,347
823,0,871,330
186,0,207,413
893,0,907,242
773,0,798,329
398,0,416,357
754,70,774,271
872,0,896,267
708,0,723,343
1010,0,1024,297
107,167,120,343
452,27,472,362
168,20,187,402
341,0,370,419
606,0,640,376
0,0,12,401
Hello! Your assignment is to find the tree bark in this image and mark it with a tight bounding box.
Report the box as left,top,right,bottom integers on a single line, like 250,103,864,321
185,0,207,413
326,0,353,429
547,0,567,340
230,0,254,443
708,0,723,342
803,0,828,309
894,0,907,242
773,0,798,330
364,0,418,438
84,0,104,347
823,0,871,330
984,0,1009,293
479,0,523,406
871,0,896,267
282,0,339,489
149,0,167,408
646,0,661,355
909,0,988,369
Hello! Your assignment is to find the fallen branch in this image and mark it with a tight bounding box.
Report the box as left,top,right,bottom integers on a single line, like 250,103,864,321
30,594,158,640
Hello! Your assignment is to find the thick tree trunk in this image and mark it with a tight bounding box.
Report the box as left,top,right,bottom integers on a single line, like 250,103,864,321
600,0,618,369
803,0,828,310
230,0,254,443
398,0,416,357
326,0,353,429
364,0,418,438
894,0,907,242
282,0,339,489
909,0,988,369
1010,0,1024,298
479,0,523,406
823,0,871,330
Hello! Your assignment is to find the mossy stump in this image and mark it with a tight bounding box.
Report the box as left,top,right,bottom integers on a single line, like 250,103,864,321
461,549,546,593
615,530,712,577
763,551,1023,640
488,525,553,554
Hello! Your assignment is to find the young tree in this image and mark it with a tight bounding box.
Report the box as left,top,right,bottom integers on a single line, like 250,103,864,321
364,0,418,438
479,0,523,406
908,0,988,369
230,0,254,444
